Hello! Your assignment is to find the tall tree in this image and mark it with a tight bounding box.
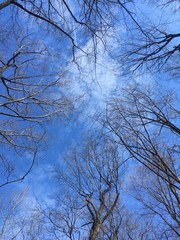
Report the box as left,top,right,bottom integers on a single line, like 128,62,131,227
104,83,180,238
43,136,125,239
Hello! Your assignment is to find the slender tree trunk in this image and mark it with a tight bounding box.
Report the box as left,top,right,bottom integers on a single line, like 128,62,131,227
89,222,101,240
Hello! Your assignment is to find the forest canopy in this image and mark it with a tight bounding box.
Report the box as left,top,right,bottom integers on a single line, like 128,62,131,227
0,0,179,239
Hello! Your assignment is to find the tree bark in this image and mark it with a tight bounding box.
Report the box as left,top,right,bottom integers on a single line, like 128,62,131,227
89,222,101,240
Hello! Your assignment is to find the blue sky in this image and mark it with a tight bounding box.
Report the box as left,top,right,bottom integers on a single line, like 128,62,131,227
0,0,179,238
0,0,178,195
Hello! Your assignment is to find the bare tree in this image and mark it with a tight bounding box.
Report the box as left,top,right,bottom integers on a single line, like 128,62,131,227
0,28,74,187
0,1,179,238
0,191,25,240
41,135,161,240
119,1,180,75
43,136,126,239
104,83,180,238
36,194,84,240
0,0,132,55
122,28,180,74
128,164,180,239
0,190,47,240
0,0,148,187
106,84,180,189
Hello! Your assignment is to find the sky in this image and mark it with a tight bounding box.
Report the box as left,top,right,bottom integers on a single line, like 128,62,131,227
0,0,177,190
0,0,179,238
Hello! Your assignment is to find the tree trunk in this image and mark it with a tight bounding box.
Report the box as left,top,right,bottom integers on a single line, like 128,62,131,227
89,222,101,240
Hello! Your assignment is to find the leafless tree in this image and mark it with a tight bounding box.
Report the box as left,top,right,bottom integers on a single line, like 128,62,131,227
0,192,21,239
0,0,149,187
0,0,133,56
95,200,156,240
119,1,180,75
104,83,180,237
106,83,179,190
122,28,180,74
34,134,158,240
128,164,180,239
0,190,47,240
43,136,126,239
0,1,179,238
0,28,74,187
0,191,26,240
36,194,84,240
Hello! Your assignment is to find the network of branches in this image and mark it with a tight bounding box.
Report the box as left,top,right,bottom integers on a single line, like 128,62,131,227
0,0,179,239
